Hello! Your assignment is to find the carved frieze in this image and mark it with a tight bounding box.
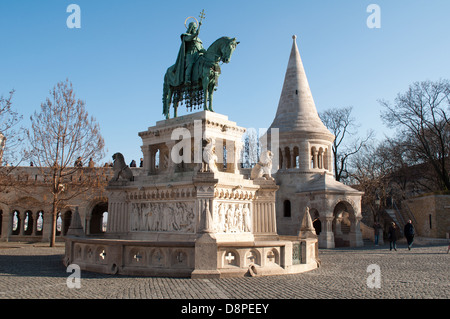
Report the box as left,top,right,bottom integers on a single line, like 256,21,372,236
130,201,195,233
212,202,252,233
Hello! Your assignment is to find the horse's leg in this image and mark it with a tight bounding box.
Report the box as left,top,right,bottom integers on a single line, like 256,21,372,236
165,88,172,119
174,101,178,118
208,85,214,112
203,76,209,111
163,78,168,119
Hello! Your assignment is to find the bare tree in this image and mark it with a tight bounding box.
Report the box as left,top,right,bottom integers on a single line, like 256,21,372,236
319,106,374,182
241,128,260,168
0,90,26,166
0,90,29,196
27,79,106,246
347,141,396,223
380,79,450,191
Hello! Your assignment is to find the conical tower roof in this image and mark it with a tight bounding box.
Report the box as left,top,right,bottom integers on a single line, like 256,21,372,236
269,36,333,139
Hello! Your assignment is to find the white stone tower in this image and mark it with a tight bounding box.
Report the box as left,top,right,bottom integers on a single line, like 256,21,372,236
265,36,364,248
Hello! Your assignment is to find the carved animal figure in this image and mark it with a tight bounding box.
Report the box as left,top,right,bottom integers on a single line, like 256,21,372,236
202,138,218,172
251,150,274,180
112,152,133,181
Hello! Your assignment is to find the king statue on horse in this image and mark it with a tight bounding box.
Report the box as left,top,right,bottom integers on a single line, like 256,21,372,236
162,10,239,119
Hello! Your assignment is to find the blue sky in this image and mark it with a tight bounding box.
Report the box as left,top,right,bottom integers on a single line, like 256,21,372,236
1,0,449,165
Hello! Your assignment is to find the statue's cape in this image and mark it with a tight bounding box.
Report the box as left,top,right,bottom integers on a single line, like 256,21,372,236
171,34,190,87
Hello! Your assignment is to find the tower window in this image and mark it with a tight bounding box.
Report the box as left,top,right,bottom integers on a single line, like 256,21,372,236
283,200,291,218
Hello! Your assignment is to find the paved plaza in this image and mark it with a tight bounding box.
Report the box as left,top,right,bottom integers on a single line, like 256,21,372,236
0,240,448,300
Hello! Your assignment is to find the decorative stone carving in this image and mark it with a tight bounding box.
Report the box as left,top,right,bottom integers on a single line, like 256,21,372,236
130,202,195,233
201,137,218,173
298,206,317,239
251,150,274,180
111,152,133,181
212,202,252,233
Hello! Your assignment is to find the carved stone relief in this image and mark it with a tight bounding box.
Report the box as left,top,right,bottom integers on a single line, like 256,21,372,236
212,202,252,233
130,201,195,233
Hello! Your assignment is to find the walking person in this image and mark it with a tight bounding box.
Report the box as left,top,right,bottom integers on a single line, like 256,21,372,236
388,222,398,251
404,220,415,250
373,222,382,246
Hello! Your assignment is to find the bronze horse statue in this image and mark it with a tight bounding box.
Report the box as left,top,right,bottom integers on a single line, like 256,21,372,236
163,36,239,119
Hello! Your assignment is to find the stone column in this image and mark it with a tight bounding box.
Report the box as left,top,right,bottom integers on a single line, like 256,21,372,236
349,216,364,247
31,211,38,236
18,211,25,236
327,144,333,172
106,191,128,234
192,172,220,279
231,140,242,174
166,141,176,175
312,149,318,169
1,210,11,241
298,141,310,171
318,216,335,248
140,145,151,173
252,179,279,241
290,146,296,169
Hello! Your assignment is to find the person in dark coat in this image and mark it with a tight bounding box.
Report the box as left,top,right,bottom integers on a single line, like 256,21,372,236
404,220,415,250
388,222,398,251
373,222,382,246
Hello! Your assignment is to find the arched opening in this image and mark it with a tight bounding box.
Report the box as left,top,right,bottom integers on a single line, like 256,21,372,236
283,200,291,218
23,211,33,235
56,212,62,236
310,208,321,235
12,210,20,235
284,147,291,169
310,147,317,169
318,147,324,169
36,211,44,235
293,146,299,168
102,212,108,232
90,202,108,234
278,147,283,170
333,201,356,247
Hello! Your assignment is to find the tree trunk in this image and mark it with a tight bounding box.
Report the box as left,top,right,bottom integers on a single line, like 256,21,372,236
50,197,58,247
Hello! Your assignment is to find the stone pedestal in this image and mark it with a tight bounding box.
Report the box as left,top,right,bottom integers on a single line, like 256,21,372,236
64,111,319,277
191,233,221,279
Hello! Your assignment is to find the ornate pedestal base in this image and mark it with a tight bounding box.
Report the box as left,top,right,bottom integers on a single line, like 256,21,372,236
64,111,319,277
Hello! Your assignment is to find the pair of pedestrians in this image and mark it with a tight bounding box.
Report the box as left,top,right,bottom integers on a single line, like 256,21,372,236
388,220,415,251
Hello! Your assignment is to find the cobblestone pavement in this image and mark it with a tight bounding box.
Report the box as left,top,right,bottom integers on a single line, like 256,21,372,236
0,241,448,300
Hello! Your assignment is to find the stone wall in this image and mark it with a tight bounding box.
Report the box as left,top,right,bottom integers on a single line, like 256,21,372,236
0,166,115,242
406,194,450,238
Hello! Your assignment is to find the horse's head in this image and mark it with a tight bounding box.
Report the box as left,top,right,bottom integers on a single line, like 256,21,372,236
221,37,239,63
